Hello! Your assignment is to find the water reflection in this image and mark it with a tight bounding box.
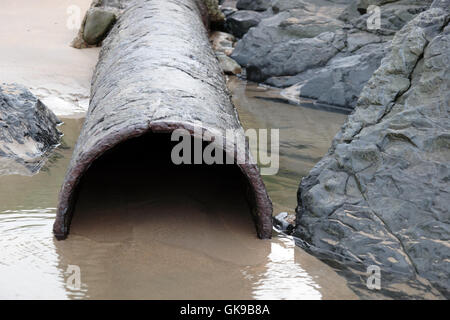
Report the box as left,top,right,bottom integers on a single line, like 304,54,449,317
0,208,67,299
252,237,322,300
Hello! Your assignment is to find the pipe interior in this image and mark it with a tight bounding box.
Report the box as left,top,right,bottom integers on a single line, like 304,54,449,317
68,132,259,238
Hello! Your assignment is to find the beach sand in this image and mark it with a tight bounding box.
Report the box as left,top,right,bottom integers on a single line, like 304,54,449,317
0,0,99,117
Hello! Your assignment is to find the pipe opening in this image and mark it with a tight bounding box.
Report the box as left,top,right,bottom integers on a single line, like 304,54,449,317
67,132,260,239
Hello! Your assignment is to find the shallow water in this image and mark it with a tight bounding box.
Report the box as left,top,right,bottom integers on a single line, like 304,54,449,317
0,81,361,299
228,77,348,215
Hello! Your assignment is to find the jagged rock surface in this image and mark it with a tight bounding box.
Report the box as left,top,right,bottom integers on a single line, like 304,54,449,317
231,0,434,109
226,10,263,38
294,3,450,298
236,0,273,11
0,84,61,176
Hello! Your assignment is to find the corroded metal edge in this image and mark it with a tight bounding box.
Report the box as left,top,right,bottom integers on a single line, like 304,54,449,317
53,121,273,240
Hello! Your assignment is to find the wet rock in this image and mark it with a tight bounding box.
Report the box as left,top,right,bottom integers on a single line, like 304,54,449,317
210,31,236,56
231,1,347,81
294,4,450,298
232,0,436,108
350,0,433,35
83,8,117,45
273,212,295,233
297,41,391,108
277,15,344,39
203,0,226,23
71,0,130,48
233,28,346,81
0,84,61,176
216,52,242,74
226,10,263,38
221,6,238,18
236,0,273,11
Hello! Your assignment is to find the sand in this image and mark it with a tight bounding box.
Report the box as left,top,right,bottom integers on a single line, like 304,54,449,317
0,0,100,117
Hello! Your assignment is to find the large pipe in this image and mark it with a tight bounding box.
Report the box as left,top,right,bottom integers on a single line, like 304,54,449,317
53,0,273,240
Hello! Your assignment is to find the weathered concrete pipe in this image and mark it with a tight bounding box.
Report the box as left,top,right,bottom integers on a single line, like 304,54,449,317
53,0,273,240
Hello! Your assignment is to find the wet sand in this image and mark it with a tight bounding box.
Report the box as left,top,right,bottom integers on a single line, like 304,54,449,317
0,0,99,117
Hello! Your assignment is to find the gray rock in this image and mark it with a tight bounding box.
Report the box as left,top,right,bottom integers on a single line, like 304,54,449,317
83,8,117,45
97,0,130,9
272,0,308,12
71,0,130,48
233,0,436,108
221,6,238,17
298,41,391,108
230,1,347,81
226,10,263,38
236,0,273,11
232,28,345,81
273,212,295,233
294,5,450,298
216,52,242,74
0,84,61,176
210,31,236,56
350,0,432,35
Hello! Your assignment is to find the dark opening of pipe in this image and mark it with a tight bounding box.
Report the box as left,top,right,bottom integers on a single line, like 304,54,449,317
67,132,260,238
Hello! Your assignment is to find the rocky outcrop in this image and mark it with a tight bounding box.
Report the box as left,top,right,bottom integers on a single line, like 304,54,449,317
294,2,450,298
0,84,61,176
230,0,434,109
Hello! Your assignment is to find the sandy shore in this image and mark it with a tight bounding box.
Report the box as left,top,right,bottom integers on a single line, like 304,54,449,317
0,0,99,117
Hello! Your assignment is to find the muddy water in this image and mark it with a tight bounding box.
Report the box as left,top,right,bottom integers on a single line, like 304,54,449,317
227,77,349,215
0,82,357,299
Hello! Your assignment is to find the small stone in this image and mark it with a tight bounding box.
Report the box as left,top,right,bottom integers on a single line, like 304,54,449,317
216,52,242,75
273,212,295,233
210,31,236,56
226,10,262,38
83,8,117,45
